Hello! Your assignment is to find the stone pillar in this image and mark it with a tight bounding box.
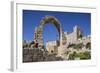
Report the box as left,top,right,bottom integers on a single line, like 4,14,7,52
38,26,44,49
34,26,44,49
60,27,62,46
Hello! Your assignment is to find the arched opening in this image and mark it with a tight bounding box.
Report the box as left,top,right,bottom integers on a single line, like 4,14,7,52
51,50,54,53
34,16,63,49
43,23,59,46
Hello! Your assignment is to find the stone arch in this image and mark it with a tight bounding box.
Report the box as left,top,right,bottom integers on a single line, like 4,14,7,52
34,16,63,49
40,16,61,34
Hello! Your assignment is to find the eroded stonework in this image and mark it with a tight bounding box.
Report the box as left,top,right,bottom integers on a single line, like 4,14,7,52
34,16,65,49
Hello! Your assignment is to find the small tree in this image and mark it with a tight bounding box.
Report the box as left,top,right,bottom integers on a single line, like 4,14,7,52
86,43,91,49
79,34,83,39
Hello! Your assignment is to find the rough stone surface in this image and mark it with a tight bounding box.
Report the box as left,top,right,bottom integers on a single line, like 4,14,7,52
23,48,63,62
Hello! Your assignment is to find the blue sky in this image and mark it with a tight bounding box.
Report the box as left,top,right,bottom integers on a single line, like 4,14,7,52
23,10,91,45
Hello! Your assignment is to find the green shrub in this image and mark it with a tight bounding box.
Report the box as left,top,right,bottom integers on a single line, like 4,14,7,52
67,43,84,49
68,51,91,60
